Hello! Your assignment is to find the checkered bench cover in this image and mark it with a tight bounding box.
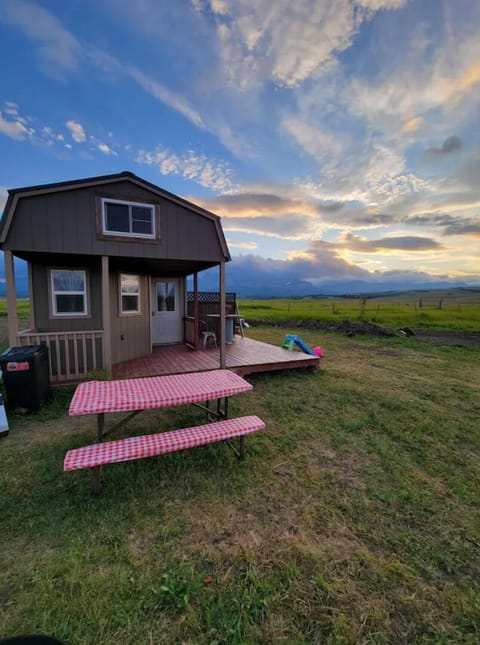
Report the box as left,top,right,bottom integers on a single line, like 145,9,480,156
64,415,265,471
69,370,253,416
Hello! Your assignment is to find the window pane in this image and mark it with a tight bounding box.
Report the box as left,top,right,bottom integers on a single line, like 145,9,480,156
156,281,175,311
132,206,153,235
120,274,139,294
132,219,153,235
56,294,85,313
105,203,129,232
122,295,139,312
131,206,152,222
52,270,85,292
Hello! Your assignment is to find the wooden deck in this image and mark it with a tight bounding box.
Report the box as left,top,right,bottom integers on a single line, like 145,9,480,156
112,336,319,379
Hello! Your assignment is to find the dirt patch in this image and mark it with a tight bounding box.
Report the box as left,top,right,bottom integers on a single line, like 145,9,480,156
412,330,480,347
251,318,397,337
251,317,480,346
306,443,371,494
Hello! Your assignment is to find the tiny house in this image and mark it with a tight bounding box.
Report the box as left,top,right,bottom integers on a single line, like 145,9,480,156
0,171,231,382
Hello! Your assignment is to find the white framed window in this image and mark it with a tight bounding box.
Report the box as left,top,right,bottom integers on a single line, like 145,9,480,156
50,269,87,317
120,274,141,314
102,198,155,238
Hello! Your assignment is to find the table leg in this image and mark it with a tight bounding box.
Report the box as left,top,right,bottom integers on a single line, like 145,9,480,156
224,397,229,420
239,435,245,460
93,412,104,494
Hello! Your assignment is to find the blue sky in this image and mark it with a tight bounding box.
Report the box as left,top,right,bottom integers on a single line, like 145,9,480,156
0,0,479,293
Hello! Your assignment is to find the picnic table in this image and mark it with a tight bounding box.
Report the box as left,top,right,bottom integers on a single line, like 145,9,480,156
65,370,264,492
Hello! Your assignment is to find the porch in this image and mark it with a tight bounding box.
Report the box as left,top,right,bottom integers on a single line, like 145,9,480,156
112,335,319,379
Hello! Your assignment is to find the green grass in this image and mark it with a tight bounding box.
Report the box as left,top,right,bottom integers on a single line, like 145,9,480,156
239,294,480,331
1,329,480,643
0,298,30,319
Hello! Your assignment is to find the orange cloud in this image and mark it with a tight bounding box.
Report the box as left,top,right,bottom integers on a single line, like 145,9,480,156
458,59,480,94
401,116,424,133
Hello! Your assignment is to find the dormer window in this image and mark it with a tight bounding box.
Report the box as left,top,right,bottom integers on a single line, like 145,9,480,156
101,198,156,239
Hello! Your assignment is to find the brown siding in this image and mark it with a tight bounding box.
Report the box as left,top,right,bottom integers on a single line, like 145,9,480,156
4,181,225,263
32,264,102,332
109,273,151,363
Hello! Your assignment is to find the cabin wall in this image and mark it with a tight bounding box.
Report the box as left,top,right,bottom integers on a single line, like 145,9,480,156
109,272,151,364
31,263,102,332
4,181,225,262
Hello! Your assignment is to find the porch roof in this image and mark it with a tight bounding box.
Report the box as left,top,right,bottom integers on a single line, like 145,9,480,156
12,250,220,277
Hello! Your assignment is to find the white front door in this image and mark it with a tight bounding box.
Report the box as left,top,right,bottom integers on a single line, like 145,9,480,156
151,279,183,344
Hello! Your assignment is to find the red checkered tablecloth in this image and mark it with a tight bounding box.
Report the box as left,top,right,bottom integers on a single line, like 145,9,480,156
69,370,252,416
64,415,265,470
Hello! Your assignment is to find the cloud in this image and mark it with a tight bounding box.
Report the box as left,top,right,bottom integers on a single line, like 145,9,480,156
210,246,471,297
122,64,204,129
223,214,319,240
442,222,480,237
0,188,8,212
0,111,33,140
340,232,444,252
401,116,424,133
282,116,344,161
136,146,233,192
405,209,480,237
451,58,480,103
227,240,257,250
195,0,406,88
1,1,205,131
217,238,469,296
97,142,117,155
0,0,80,75
88,47,205,129
356,0,406,8
425,136,462,158
198,187,400,237
65,120,86,143
455,157,480,189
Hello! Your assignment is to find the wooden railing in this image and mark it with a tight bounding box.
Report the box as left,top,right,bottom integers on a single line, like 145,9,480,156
184,316,197,349
16,330,105,383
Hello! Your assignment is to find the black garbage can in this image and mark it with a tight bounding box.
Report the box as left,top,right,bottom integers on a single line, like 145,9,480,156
0,345,50,412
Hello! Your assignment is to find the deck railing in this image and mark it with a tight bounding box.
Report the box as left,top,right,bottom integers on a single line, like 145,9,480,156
184,316,197,349
16,330,105,383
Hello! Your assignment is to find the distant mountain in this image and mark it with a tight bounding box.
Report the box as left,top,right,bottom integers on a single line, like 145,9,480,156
0,255,29,297
195,266,471,298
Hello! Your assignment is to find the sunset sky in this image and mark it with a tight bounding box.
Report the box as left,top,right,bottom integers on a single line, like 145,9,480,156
0,0,479,293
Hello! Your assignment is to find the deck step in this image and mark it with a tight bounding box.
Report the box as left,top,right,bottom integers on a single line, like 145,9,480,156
64,415,265,471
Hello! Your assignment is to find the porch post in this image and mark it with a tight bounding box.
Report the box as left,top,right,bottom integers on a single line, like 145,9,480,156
4,250,17,347
101,255,112,374
193,271,199,351
27,261,35,330
219,261,226,368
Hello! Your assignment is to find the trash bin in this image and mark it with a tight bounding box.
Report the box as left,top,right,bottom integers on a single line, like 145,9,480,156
0,345,50,412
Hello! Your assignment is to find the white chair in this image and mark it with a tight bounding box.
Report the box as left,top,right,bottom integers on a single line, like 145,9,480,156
200,320,217,348
202,331,217,348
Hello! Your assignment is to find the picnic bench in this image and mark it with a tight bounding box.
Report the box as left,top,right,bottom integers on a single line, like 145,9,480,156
64,370,265,492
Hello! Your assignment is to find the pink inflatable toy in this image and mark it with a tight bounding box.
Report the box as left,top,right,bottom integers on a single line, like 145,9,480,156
313,346,324,357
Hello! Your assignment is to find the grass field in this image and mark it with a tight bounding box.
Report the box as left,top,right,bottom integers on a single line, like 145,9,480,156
0,298,30,320
239,289,480,332
1,328,480,643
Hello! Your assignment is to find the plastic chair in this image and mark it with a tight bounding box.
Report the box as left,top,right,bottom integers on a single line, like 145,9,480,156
199,320,217,349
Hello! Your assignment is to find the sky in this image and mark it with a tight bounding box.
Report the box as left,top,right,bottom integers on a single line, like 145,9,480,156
0,0,479,295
